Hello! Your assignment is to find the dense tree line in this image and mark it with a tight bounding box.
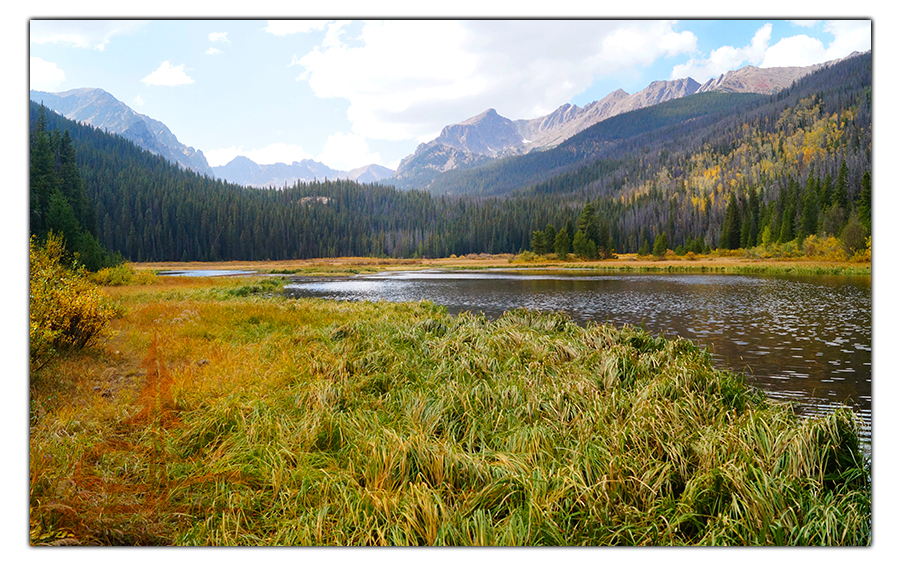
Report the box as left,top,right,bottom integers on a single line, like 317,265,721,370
29,106,120,270
29,52,870,263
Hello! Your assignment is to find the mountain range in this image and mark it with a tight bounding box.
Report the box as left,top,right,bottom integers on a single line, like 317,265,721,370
29,87,394,187
30,53,857,191
390,56,851,189
212,156,394,189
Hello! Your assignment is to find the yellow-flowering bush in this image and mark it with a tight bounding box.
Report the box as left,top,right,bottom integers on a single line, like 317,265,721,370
89,264,157,286
30,234,115,373
802,235,848,261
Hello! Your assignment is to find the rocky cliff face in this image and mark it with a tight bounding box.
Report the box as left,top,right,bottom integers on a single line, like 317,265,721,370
30,88,213,177
435,108,526,156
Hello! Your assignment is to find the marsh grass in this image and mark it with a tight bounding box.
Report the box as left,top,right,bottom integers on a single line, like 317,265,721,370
29,276,871,545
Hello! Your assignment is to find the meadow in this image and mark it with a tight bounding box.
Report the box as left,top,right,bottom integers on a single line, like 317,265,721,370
29,271,871,546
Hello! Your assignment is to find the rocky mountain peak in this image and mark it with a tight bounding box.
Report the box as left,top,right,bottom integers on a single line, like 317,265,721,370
30,88,213,177
435,107,524,157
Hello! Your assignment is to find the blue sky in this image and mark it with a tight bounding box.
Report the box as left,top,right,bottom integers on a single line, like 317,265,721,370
29,18,871,172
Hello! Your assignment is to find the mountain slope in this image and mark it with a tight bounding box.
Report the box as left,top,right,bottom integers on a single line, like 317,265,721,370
389,53,862,191
30,88,213,177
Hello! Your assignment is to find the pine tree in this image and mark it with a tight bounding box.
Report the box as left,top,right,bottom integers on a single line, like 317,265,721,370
834,160,849,210
554,227,571,259
572,229,591,259
857,171,871,234
530,230,547,255
719,192,742,250
652,232,669,257
543,224,557,251
576,203,599,246
798,174,819,241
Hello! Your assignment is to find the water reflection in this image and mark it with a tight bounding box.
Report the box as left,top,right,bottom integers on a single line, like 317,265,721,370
284,270,872,439
158,269,258,277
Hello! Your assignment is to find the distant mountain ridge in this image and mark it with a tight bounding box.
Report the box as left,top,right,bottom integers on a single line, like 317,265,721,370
30,88,214,177
391,53,861,189
29,87,394,188
211,156,394,188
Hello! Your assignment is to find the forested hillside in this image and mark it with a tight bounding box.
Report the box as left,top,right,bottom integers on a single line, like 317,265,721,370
29,51,871,262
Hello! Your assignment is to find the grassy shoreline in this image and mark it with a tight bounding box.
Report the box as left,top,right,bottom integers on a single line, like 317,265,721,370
29,275,870,545
131,253,871,278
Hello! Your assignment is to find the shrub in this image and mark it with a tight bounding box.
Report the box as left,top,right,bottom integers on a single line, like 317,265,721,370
802,235,847,261
851,236,872,263
30,234,116,373
90,264,158,286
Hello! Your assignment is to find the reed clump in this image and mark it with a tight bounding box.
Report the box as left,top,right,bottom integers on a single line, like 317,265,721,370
29,276,870,545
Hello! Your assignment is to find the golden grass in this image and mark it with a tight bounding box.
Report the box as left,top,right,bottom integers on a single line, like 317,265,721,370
29,275,870,546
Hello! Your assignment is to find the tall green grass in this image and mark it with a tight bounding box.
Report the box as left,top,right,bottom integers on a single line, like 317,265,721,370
30,281,870,545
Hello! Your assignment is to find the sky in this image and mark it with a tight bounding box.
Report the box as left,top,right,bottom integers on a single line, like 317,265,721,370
28,18,871,172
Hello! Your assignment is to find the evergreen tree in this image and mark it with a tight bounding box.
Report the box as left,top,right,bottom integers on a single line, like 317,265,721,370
857,171,871,234
638,238,651,256
572,229,591,259
652,232,669,257
30,106,59,237
719,192,742,250
834,160,849,210
530,230,547,255
543,224,557,253
779,201,795,243
597,220,611,259
798,175,819,241
554,227,571,259
576,203,599,246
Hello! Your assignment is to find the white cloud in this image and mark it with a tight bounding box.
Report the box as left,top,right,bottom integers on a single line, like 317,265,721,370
29,57,65,91
134,95,144,107
822,20,871,60
142,61,194,86
30,20,147,50
674,20,871,82
672,23,771,81
205,143,314,167
318,132,381,171
293,20,697,143
264,20,331,36
208,134,382,170
206,47,223,56
209,32,230,43
759,35,826,68
761,20,870,68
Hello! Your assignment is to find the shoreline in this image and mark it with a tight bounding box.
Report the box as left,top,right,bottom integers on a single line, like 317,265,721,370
130,253,871,277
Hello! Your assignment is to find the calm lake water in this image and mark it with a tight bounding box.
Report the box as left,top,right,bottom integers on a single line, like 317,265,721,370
283,270,872,441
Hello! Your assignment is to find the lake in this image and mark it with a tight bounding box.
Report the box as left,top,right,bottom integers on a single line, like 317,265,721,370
283,269,872,442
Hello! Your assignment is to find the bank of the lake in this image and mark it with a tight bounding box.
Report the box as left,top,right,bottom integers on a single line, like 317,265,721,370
30,275,870,545
131,253,871,278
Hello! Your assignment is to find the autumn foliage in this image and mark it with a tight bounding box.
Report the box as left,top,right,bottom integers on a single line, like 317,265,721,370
29,233,116,372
